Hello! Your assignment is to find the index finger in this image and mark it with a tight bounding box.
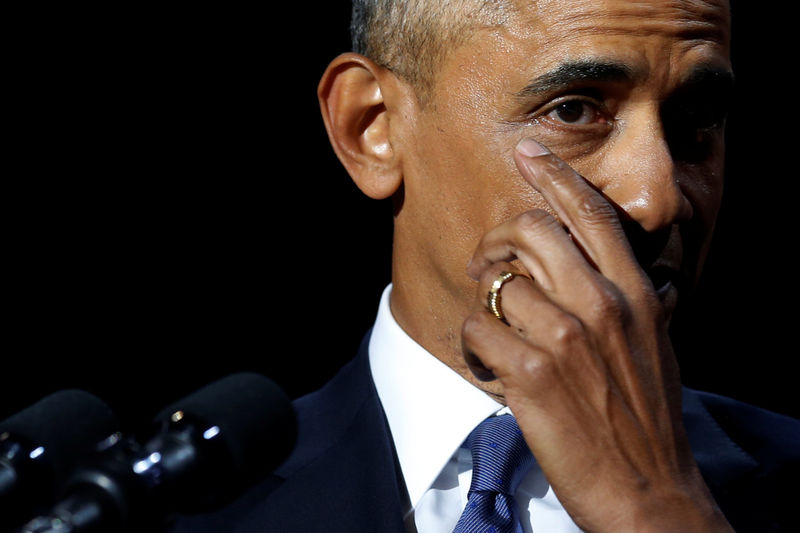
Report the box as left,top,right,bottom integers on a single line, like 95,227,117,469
513,138,646,290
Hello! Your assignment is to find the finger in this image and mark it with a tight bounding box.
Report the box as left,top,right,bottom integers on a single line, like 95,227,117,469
475,258,639,394
467,213,622,328
461,308,548,383
475,262,582,348
467,209,599,295
461,300,610,407
513,139,647,290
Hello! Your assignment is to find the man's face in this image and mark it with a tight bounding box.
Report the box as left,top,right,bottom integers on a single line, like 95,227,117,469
392,0,732,357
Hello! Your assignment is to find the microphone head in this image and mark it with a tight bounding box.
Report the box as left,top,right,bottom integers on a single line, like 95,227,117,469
155,372,296,485
1,389,119,481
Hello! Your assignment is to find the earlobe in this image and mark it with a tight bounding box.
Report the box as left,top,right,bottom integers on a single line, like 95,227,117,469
318,53,403,200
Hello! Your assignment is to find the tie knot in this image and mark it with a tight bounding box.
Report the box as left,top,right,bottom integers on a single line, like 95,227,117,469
467,414,534,495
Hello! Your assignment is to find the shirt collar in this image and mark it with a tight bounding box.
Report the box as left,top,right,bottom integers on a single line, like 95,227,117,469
368,285,503,509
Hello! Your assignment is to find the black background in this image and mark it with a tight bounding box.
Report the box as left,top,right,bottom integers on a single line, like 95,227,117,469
3,1,797,435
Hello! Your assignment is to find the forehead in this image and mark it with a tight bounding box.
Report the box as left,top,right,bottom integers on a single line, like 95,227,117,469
503,0,730,59
508,0,730,40
433,0,731,103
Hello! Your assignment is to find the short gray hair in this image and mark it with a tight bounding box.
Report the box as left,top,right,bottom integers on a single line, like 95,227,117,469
350,0,511,97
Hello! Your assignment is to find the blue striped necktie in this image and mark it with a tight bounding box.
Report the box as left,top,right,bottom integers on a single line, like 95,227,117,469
453,414,535,533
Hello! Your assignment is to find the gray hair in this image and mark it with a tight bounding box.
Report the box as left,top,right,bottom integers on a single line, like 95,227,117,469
350,0,511,96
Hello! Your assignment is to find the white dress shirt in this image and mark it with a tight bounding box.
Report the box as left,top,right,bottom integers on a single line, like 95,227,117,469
369,285,583,533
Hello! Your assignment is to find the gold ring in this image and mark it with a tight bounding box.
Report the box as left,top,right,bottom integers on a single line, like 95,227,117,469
488,271,515,322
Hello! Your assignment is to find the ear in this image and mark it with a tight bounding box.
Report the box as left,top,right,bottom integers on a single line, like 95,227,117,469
318,53,403,200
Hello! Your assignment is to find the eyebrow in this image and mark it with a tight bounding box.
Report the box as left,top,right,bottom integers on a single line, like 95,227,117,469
514,60,735,101
515,60,636,98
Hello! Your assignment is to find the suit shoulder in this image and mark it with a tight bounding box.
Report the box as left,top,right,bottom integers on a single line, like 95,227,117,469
276,336,377,477
687,388,800,467
683,388,799,532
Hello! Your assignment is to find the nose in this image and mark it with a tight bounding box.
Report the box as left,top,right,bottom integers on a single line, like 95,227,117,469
598,108,693,233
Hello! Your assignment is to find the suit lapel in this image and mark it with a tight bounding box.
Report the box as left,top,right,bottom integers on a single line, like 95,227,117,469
682,387,759,489
235,332,406,533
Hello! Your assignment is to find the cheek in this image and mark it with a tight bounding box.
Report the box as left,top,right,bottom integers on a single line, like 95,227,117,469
412,122,545,224
400,127,550,294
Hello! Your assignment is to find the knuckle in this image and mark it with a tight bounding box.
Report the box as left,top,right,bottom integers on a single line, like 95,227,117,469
461,311,494,341
589,284,631,325
518,352,555,383
575,192,618,226
517,208,554,228
516,209,560,238
552,314,586,346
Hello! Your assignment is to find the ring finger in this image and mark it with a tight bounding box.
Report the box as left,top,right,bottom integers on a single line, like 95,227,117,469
476,262,579,352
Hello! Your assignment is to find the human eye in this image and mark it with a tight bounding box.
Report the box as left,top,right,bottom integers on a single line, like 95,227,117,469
665,68,733,134
511,89,615,154
538,95,610,127
662,91,730,162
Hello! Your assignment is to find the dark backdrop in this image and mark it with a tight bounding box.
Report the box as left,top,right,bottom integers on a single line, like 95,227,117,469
3,2,797,435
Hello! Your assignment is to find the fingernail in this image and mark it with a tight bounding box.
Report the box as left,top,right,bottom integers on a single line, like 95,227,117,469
516,138,550,158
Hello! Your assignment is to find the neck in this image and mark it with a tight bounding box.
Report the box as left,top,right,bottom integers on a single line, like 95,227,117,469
389,250,507,403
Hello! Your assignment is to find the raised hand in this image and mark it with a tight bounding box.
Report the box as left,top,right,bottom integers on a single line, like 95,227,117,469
461,138,733,532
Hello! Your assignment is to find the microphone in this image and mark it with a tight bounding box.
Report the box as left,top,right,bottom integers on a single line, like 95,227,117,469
0,390,119,530
19,372,296,533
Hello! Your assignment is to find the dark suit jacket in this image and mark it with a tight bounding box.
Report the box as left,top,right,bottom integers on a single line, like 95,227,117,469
166,333,799,532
